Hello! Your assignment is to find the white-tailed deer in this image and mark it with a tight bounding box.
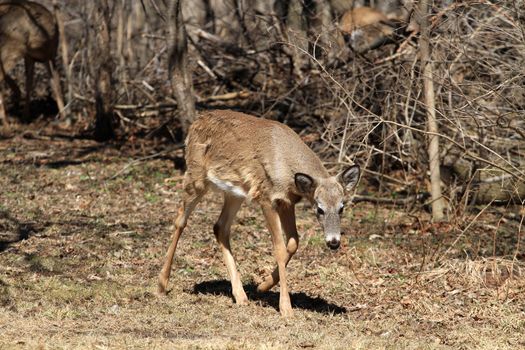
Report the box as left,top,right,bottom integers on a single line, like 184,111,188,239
339,6,417,53
0,0,65,124
158,110,360,317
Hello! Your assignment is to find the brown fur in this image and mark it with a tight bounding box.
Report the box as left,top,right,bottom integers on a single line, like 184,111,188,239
158,110,360,317
339,7,391,34
0,0,64,123
186,110,329,205
338,6,417,53
339,7,395,53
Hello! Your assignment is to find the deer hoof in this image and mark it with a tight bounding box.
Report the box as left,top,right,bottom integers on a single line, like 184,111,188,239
157,278,168,296
280,306,294,317
257,280,274,293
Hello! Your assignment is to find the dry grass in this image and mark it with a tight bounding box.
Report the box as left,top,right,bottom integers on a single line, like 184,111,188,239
0,132,524,349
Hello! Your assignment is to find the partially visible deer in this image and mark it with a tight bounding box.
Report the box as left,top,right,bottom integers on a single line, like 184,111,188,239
339,6,417,53
0,0,65,124
158,110,361,317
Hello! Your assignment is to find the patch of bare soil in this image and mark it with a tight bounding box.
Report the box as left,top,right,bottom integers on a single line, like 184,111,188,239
0,132,524,349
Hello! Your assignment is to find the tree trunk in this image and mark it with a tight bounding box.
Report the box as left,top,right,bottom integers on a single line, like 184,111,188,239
275,0,335,76
93,0,115,141
275,0,308,78
168,0,196,137
308,0,334,58
233,0,254,48
52,0,69,118
417,0,446,221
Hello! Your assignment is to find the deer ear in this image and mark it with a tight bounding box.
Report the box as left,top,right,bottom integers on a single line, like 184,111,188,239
295,173,317,195
337,165,360,191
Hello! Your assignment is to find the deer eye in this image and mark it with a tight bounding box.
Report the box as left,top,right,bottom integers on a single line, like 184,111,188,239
316,207,325,216
338,206,344,215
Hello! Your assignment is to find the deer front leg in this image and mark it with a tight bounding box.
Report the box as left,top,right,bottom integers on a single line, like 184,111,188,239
261,204,293,317
0,92,7,126
45,60,66,119
258,204,298,293
0,64,7,125
24,57,35,121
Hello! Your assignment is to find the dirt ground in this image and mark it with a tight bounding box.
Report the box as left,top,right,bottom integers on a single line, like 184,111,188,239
1,127,524,349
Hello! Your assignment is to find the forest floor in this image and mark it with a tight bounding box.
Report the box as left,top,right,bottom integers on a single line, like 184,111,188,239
1,124,524,349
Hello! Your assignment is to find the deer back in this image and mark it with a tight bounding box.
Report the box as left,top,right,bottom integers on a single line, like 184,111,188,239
185,110,329,205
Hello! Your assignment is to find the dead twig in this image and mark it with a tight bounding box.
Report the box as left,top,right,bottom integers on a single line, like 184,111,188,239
353,192,430,205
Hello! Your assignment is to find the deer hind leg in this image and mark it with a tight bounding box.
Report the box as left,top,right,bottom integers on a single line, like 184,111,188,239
214,193,247,305
45,60,65,119
23,57,35,121
0,91,6,126
0,62,7,125
158,182,206,295
257,203,298,293
1,68,21,109
261,203,294,317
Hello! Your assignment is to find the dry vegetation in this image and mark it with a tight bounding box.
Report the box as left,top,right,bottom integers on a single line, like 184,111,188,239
1,0,524,348
0,135,524,349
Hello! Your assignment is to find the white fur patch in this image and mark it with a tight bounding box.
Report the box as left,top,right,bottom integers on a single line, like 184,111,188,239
207,174,247,198
350,29,364,41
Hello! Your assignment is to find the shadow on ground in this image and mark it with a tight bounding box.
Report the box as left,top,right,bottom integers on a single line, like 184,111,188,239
0,210,39,252
193,279,347,314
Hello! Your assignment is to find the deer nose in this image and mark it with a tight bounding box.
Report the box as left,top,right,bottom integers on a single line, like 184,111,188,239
326,238,340,250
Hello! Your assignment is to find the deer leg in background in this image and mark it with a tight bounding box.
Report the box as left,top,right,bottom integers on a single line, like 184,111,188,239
23,56,34,121
0,91,6,125
45,60,66,119
0,61,9,124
